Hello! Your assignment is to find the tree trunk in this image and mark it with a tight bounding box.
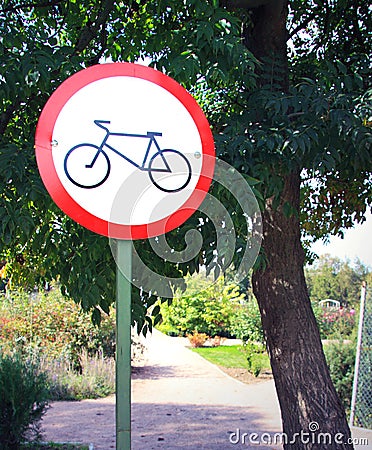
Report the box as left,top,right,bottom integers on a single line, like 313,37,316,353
252,171,353,448
242,0,354,447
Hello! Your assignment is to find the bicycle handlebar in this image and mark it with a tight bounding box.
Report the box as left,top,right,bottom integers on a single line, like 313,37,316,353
94,120,111,130
93,121,163,139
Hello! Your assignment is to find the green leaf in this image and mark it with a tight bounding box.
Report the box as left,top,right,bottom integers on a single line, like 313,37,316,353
92,307,102,326
152,304,161,317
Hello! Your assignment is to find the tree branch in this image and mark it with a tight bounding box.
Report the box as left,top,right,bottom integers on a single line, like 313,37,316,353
74,0,115,54
351,3,367,52
0,101,20,136
0,0,63,14
323,1,331,37
288,10,317,39
221,0,275,9
86,26,109,66
1,1,116,135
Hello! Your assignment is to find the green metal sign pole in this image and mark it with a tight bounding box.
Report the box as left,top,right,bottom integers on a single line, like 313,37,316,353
116,239,132,450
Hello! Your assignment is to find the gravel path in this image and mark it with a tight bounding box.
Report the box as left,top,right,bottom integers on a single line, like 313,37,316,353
42,330,282,449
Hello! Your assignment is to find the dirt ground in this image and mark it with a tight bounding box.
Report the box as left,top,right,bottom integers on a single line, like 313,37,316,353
218,366,273,385
42,331,283,449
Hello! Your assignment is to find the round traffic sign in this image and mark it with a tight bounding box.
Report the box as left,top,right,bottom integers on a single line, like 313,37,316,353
35,63,215,239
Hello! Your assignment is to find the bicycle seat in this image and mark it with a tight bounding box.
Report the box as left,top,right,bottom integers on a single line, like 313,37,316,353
147,131,162,137
94,120,111,130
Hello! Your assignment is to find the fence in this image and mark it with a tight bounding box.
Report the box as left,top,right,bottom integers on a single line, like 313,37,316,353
350,282,372,429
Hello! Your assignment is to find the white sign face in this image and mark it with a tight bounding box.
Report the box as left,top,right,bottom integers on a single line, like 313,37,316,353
52,76,201,224
35,63,215,239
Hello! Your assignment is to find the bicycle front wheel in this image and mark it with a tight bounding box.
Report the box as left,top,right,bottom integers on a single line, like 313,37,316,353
148,149,192,193
64,144,110,189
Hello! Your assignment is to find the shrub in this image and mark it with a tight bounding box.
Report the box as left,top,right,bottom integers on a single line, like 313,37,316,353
243,342,270,377
312,302,356,339
209,335,223,347
158,275,245,337
187,330,208,348
0,289,115,368
229,297,264,344
0,289,153,402
324,340,356,411
40,351,115,401
0,352,49,450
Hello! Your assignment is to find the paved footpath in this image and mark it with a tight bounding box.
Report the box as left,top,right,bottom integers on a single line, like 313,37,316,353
42,330,282,449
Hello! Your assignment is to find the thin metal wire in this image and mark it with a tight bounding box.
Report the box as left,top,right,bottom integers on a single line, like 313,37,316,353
350,283,372,429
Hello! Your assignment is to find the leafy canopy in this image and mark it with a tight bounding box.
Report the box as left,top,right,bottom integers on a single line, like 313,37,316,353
0,0,371,330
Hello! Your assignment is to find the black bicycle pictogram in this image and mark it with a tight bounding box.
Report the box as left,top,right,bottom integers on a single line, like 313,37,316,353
64,120,192,192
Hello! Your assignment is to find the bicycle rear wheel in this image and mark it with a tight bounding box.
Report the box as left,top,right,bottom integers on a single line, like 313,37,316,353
148,149,192,193
64,144,110,189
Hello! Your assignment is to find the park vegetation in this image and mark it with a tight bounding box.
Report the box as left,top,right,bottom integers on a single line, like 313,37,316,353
157,257,368,410
158,256,368,341
1,0,371,447
0,289,116,401
0,288,117,448
0,255,368,447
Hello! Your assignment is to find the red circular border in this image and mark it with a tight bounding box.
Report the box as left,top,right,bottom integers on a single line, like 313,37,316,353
35,63,215,239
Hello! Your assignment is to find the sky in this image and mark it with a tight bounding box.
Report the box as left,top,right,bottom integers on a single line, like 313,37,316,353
310,209,372,269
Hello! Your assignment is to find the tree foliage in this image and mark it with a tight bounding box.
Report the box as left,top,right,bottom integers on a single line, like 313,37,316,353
2,1,371,445
0,0,371,332
0,0,258,331
305,255,370,305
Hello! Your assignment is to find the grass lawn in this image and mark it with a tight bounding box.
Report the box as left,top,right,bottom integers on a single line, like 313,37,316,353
192,344,271,379
191,345,259,368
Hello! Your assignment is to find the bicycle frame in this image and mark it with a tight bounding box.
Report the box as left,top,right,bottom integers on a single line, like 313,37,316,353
88,120,171,173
